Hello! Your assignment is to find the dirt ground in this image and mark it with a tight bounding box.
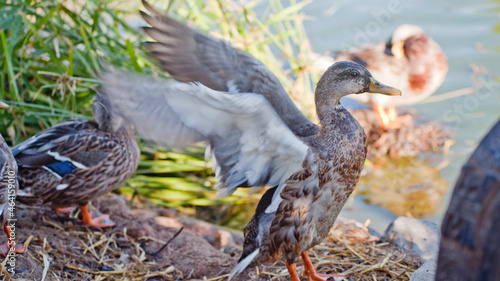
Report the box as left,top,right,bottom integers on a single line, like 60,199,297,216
0,194,421,281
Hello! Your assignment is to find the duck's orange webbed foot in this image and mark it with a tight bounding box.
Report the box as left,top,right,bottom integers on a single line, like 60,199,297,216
286,262,301,281
79,205,115,228
301,252,346,281
0,225,26,256
55,207,76,213
388,105,413,125
373,104,402,130
0,242,25,256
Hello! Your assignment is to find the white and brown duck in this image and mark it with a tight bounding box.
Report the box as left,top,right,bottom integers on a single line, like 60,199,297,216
313,25,448,129
100,2,402,280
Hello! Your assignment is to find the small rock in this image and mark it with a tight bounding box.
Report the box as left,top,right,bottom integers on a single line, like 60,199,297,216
410,255,437,281
158,208,178,217
115,237,132,248
383,216,439,261
97,194,133,218
126,223,156,239
155,216,184,228
214,230,237,249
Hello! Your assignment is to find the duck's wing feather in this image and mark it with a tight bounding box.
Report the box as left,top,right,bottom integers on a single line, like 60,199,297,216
0,135,15,175
100,70,309,196
268,152,320,258
140,1,318,137
13,119,114,174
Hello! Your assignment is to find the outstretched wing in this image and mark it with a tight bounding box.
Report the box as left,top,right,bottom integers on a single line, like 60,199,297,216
140,0,318,137
100,70,309,196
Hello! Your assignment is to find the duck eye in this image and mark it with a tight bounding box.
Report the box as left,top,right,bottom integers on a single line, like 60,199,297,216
349,71,359,78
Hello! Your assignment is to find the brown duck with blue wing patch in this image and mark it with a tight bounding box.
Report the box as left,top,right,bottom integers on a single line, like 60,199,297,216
13,94,140,227
0,101,26,255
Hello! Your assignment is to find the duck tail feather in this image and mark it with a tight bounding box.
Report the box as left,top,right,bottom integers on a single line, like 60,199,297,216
215,186,235,198
228,249,259,280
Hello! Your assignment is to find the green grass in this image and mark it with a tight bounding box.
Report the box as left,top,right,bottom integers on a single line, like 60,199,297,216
1,0,320,224
0,0,149,137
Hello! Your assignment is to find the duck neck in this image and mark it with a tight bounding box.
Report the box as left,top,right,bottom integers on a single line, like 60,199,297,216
314,89,343,127
316,103,346,130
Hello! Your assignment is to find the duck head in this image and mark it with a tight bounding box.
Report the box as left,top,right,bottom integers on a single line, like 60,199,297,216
315,61,401,108
93,93,126,133
385,24,448,93
384,24,426,58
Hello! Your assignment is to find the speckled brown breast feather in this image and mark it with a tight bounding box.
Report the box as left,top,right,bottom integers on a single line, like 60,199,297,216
269,106,367,264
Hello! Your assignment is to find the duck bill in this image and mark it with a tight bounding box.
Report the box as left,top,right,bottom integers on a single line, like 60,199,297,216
0,101,9,109
368,78,402,96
